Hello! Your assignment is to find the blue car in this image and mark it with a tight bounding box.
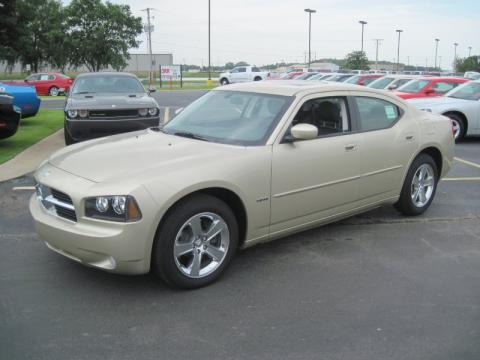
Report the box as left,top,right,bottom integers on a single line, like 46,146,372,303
0,82,41,118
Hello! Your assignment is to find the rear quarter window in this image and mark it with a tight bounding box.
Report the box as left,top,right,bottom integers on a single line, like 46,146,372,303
355,97,402,131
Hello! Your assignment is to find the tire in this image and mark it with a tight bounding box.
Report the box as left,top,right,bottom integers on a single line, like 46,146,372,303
220,78,229,85
64,126,75,145
254,76,262,81
152,194,239,289
49,86,59,97
445,113,465,142
394,153,438,216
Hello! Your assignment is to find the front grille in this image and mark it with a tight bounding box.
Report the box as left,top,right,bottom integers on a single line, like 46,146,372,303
37,184,77,223
55,206,77,222
51,188,73,205
89,109,139,119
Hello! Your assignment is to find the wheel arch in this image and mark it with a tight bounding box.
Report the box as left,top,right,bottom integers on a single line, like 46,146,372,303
443,110,468,133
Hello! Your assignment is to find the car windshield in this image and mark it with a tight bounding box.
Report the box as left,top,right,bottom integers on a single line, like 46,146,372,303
163,90,293,146
307,73,325,80
368,77,394,89
447,82,480,101
72,74,145,94
344,75,361,84
397,79,430,93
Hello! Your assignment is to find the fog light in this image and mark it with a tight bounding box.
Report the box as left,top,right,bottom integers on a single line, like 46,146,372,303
138,108,148,116
95,197,109,213
78,109,88,118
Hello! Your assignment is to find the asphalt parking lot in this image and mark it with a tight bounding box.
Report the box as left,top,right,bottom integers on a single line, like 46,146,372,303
1,104,480,358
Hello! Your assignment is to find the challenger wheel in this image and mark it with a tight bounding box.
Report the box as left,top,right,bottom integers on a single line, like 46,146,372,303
152,194,239,289
445,113,465,142
395,153,438,216
49,86,59,96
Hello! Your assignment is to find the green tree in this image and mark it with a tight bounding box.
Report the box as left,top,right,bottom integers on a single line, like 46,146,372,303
0,0,21,70
455,56,480,73
344,51,370,70
65,0,142,72
224,62,235,70
234,61,249,67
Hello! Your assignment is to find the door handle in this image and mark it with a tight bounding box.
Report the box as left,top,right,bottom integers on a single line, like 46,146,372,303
405,133,415,141
345,144,358,151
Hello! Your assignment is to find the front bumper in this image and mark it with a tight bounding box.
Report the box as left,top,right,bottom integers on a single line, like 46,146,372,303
65,116,160,143
29,164,158,275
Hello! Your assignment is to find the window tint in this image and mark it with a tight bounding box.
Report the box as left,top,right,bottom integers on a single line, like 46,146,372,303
292,97,350,137
362,77,379,86
252,67,260,72
238,67,246,73
355,97,400,131
26,75,39,81
393,78,413,88
39,74,49,81
48,75,55,80
398,79,429,93
432,81,459,93
368,77,394,89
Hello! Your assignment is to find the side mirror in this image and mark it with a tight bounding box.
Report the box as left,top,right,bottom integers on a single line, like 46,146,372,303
424,89,435,95
174,107,183,116
148,87,156,93
387,84,397,90
290,123,318,140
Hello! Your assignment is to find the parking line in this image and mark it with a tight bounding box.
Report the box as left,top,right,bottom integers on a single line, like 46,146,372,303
442,177,480,181
12,186,36,191
164,107,170,124
454,157,480,169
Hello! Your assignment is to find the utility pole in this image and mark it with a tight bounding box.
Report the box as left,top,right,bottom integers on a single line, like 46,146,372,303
425,58,428,71
372,39,383,71
453,42,458,71
396,29,403,71
434,38,439,69
468,46,472,57
359,20,367,52
142,8,155,89
438,56,442,70
304,8,316,69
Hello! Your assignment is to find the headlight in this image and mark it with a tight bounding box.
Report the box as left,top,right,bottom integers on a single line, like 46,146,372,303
420,108,432,112
138,108,148,117
67,110,78,118
85,195,142,222
148,107,159,116
78,109,88,118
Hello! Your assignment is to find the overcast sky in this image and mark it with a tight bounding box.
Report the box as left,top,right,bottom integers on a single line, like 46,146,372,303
79,0,479,69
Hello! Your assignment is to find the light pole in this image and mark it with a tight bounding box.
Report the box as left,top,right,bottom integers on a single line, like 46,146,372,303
208,0,211,82
373,38,383,71
438,56,442,70
396,29,403,71
304,8,316,69
359,20,367,52
453,42,458,71
434,38,439,69
468,46,472,57
142,8,155,89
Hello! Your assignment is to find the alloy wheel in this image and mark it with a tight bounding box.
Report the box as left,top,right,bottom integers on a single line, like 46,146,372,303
410,164,435,207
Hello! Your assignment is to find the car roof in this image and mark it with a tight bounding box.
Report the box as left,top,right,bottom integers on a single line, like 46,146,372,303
75,72,138,78
214,80,396,97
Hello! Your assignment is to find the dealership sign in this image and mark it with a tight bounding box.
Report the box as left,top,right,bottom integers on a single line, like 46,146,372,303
160,66,181,80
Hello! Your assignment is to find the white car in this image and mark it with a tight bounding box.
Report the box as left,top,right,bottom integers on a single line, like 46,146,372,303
368,75,419,91
408,80,480,141
219,66,269,85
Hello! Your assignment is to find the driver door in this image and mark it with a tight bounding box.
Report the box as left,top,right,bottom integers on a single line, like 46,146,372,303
270,93,363,235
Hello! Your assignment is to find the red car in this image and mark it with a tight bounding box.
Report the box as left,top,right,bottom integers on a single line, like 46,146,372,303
278,71,304,80
393,77,468,100
344,74,383,86
24,72,73,96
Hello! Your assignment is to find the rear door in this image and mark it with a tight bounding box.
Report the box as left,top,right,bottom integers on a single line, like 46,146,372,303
36,74,50,95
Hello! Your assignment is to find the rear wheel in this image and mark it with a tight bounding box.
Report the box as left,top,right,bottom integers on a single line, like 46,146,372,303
254,76,262,81
152,194,239,289
49,86,59,97
445,113,465,142
395,153,438,216
220,78,229,85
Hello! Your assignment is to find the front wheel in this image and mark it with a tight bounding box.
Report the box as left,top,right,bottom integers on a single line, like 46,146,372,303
152,194,239,289
49,86,59,96
394,153,438,216
220,78,229,85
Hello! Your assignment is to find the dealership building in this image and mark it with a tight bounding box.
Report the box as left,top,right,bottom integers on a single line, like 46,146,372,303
0,53,173,73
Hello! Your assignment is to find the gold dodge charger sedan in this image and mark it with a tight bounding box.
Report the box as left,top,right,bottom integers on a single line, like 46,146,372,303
30,81,455,288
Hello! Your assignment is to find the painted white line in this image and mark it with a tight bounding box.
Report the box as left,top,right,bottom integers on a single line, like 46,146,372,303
164,107,170,124
12,186,36,191
454,157,480,169
442,177,480,181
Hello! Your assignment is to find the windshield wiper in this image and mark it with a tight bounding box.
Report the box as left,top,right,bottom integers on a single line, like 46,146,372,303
172,131,209,141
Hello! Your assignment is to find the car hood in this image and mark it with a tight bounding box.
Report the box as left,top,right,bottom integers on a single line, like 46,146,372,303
407,96,472,108
48,129,242,183
66,93,157,110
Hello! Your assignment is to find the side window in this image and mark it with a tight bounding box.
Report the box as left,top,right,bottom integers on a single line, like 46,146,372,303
291,97,350,137
230,68,238,73
355,97,401,132
252,67,260,72
26,75,39,81
432,82,458,93
238,67,246,73
39,74,49,80
48,75,55,80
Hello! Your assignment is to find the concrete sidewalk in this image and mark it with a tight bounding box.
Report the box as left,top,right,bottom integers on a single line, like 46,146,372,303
0,129,64,182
